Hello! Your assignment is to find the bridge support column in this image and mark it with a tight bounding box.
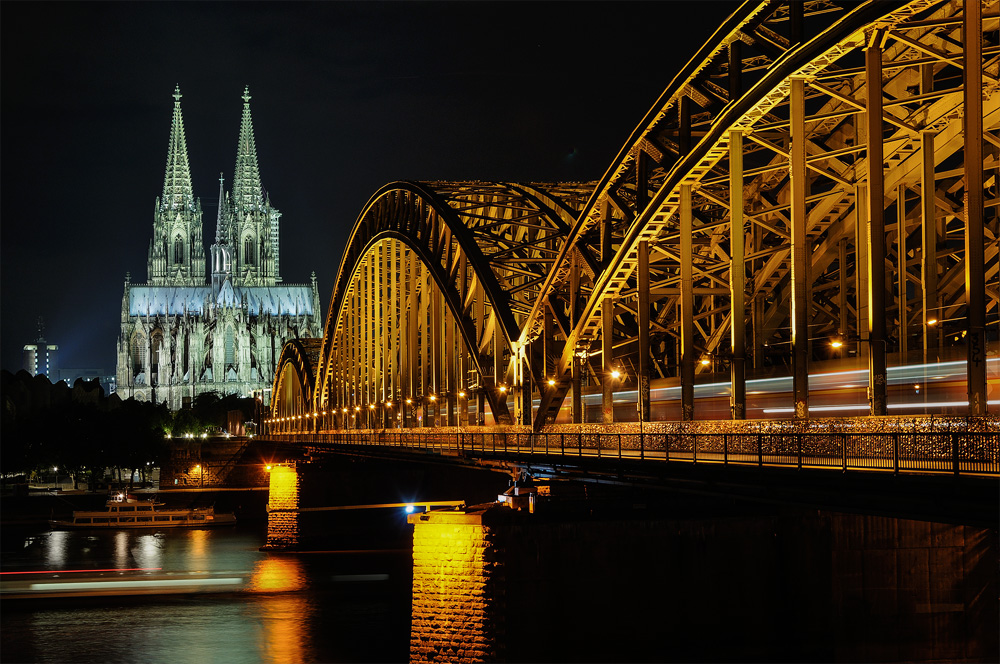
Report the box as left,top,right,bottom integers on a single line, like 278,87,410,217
572,352,584,424
602,296,615,424
729,129,746,420
638,240,651,423
921,131,939,364
790,77,810,419
516,345,532,427
865,42,888,416
262,463,300,550
680,184,694,422
409,509,502,662
964,0,987,416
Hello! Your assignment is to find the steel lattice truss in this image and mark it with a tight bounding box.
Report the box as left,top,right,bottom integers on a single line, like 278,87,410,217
271,0,997,432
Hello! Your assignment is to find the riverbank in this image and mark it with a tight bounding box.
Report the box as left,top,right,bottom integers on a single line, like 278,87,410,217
0,488,270,528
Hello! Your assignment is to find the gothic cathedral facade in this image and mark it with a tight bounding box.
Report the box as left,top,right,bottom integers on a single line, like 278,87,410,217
117,86,322,409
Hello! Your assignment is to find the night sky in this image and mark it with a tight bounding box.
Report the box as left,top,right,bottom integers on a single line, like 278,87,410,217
1,1,739,376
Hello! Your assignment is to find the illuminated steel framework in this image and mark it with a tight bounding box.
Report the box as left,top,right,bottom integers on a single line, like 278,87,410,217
272,0,997,431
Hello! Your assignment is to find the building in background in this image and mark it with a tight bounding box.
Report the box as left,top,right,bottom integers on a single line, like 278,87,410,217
117,86,321,409
22,318,58,378
59,368,116,397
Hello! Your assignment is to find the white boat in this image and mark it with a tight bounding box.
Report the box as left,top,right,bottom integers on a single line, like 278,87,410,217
49,494,236,529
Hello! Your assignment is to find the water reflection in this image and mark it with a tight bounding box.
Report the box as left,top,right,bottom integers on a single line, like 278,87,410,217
132,533,164,569
113,531,129,569
2,527,409,663
43,531,67,568
248,555,306,593
247,556,311,663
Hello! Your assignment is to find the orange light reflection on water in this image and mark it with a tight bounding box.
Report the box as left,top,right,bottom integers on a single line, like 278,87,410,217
248,556,306,593
247,556,311,664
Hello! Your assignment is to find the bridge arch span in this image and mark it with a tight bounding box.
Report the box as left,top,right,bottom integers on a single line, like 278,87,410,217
314,181,594,428
271,338,323,432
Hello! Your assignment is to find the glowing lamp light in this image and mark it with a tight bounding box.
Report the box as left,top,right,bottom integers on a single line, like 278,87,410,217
499,386,507,393
386,401,393,407
830,339,844,348
369,404,375,410
547,379,555,386
405,398,412,404
355,406,361,411
343,408,348,413
700,358,710,366
458,392,465,398
405,504,415,514
927,318,938,326
429,395,437,402
610,369,621,379
265,465,272,472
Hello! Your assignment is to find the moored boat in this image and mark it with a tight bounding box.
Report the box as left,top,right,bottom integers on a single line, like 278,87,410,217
49,494,236,529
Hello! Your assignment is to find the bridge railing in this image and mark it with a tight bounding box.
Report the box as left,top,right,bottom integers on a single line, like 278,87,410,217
263,430,999,476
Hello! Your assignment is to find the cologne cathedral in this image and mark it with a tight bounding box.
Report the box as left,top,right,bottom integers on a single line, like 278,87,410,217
116,86,322,409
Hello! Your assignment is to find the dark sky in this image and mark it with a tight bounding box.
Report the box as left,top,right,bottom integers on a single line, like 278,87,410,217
1,0,739,375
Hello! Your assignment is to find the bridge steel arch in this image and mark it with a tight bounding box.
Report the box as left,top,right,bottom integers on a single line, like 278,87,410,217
269,0,996,434
271,338,323,433
311,181,594,429
526,0,997,428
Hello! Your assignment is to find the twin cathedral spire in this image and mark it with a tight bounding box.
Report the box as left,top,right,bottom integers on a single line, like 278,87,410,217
148,85,281,290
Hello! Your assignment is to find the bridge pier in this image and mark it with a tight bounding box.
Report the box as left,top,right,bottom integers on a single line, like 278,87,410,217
262,462,300,550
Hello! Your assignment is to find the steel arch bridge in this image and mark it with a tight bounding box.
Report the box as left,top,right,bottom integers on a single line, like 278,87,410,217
269,0,997,434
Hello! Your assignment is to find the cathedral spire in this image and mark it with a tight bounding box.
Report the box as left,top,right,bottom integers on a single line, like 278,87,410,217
215,173,226,243
232,86,263,212
161,85,195,211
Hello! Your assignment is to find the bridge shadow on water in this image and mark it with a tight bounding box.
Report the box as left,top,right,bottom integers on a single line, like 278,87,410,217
266,453,996,663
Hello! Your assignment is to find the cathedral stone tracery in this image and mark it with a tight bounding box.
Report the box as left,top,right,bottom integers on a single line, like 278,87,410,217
117,86,321,409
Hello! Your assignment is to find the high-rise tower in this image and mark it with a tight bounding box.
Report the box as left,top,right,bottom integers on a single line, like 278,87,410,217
147,86,206,286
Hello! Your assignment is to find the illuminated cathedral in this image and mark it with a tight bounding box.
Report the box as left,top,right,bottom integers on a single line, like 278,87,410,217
117,86,322,409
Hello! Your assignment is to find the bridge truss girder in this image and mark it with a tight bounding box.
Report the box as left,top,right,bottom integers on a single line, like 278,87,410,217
529,0,998,428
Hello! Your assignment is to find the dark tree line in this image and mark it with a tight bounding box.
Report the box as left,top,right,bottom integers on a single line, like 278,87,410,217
1,370,256,490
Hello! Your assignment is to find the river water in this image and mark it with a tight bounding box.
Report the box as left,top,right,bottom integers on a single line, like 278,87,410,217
2,504,997,663
0,523,412,664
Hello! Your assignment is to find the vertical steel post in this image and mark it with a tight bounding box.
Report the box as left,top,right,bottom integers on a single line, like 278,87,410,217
602,296,615,424
446,305,457,426
730,130,746,419
865,42,888,416
921,131,939,362
897,185,908,364
790,77,810,419
419,262,429,426
964,0,986,416
638,240,651,422
432,288,442,427
855,182,870,366
680,183,695,421
838,238,848,339
571,256,583,424
494,311,506,424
